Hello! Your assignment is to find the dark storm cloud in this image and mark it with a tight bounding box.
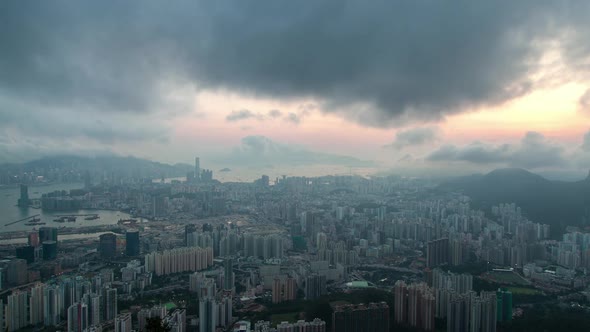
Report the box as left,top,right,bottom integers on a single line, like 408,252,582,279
218,136,374,167
386,127,440,150
2,1,590,128
427,132,567,169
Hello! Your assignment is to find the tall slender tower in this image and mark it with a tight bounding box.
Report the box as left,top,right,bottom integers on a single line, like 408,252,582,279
195,157,201,182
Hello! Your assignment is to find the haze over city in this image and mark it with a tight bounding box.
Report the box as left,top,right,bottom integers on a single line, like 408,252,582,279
1,1,590,179
1,2,590,332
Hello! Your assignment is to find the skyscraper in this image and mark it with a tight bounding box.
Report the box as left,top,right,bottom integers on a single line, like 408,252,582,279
125,230,140,256
83,293,102,327
67,302,89,332
6,290,28,332
426,238,449,268
16,245,35,264
223,258,234,291
185,224,197,246
195,157,201,182
39,227,58,244
394,281,435,331
44,285,60,326
272,278,283,304
18,184,29,207
29,283,45,326
305,274,326,300
103,287,117,321
199,297,217,332
115,313,132,332
496,288,513,322
42,241,58,260
99,233,117,258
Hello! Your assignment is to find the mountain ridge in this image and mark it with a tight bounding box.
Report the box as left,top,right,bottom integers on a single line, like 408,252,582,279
441,168,590,234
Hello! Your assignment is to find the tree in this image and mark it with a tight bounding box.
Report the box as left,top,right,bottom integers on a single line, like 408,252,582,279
145,317,171,332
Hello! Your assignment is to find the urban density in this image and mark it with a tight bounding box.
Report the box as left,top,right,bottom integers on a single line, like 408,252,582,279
0,157,589,331
2,2,590,331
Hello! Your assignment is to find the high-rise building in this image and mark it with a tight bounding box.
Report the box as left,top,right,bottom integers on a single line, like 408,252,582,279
7,259,28,286
272,278,283,304
103,287,117,321
115,313,132,332
83,293,102,327
29,283,45,325
28,232,40,247
496,288,513,322
217,297,232,329
305,274,326,300
6,290,28,332
394,281,435,331
137,308,151,332
447,292,470,332
185,224,197,246
284,277,297,302
16,245,35,264
67,302,89,332
42,241,58,260
332,302,389,332
316,232,328,250
144,247,213,276
195,157,201,182
125,230,140,256
152,195,168,218
39,227,58,244
99,233,117,258
165,309,187,332
223,258,234,291
18,184,29,207
44,285,61,326
426,238,449,268
199,297,217,332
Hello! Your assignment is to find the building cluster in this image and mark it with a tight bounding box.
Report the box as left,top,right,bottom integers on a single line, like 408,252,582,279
3,157,590,332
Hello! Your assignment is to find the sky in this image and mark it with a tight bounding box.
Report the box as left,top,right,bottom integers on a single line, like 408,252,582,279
1,1,590,179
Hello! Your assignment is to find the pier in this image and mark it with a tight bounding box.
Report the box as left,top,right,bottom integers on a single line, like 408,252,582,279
5,214,41,227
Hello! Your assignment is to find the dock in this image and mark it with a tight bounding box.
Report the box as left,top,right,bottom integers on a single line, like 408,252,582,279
5,214,41,226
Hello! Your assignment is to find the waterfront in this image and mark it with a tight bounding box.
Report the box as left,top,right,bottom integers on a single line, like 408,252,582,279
0,183,133,233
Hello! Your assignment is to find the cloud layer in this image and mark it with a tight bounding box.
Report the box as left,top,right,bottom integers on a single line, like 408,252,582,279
216,136,374,167
427,132,568,169
2,1,590,127
387,127,440,150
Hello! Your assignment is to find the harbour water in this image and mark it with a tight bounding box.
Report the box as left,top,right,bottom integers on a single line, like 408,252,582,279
0,183,132,233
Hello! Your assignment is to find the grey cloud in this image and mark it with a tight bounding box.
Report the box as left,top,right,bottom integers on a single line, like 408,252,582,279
2,1,590,130
427,132,567,169
285,113,301,124
387,127,440,150
217,136,374,167
268,109,283,118
583,130,590,151
226,109,263,122
579,89,590,113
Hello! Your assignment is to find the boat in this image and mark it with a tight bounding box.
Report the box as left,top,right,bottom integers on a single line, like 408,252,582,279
84,215,100,220
66,217,76,222
118,218,138,225
26,222,46,226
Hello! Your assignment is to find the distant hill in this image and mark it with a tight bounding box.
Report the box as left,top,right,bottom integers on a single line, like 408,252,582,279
440,168,590,233
0,155,192,179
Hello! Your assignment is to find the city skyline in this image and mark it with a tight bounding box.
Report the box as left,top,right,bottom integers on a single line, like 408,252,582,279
1,2,590,178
